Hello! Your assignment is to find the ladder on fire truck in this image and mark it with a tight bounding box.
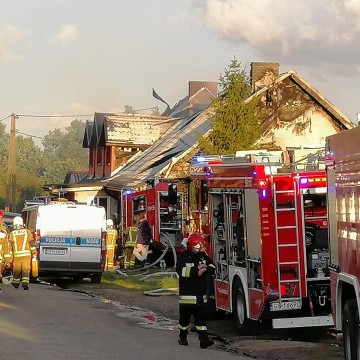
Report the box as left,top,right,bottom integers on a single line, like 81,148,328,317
272,175,302,305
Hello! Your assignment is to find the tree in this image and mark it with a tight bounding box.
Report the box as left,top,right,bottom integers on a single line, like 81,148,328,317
42,120,88,184
198,59,264,155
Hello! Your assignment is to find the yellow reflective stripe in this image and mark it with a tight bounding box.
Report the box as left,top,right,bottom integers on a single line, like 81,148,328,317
179,295,197,304
12,230,28,254
30,247,36,251
107,245,115,250
178,324,190,330
107,229,117,245
14,250,31,257
181,263,194,277
125,242,136,247
196,325,207,331
22,232,28,252
127,227,138,244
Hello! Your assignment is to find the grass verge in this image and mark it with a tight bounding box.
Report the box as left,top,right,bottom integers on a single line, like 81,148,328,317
101,269,179,293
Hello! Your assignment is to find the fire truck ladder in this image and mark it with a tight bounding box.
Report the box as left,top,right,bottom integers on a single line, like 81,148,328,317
273,176,302,305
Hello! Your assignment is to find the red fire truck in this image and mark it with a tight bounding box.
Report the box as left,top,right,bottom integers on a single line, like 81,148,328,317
189,150,333,330
121,181,184,253
326,127,360,359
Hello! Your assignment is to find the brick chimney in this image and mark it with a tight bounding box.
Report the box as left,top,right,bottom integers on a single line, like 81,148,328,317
250,62,280,93
188,81,218,112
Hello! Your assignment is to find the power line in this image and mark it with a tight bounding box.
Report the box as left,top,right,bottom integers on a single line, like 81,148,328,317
17,114,92,118
15,130,45,140
0,114,11,122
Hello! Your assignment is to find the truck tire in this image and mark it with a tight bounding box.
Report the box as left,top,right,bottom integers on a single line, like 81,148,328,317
343,299,360,360
232,278,250,332
91,274,102,284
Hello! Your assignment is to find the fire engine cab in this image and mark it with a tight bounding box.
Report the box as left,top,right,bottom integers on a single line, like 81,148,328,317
190,149,333,330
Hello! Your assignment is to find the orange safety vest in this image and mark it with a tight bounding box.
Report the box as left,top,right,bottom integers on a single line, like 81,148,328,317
106,228,118,250
10,229,36,258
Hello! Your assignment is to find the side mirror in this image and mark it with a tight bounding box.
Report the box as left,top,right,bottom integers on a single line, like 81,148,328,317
168,183,178,206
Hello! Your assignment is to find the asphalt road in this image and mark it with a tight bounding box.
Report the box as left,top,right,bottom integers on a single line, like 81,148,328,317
0,282,246,360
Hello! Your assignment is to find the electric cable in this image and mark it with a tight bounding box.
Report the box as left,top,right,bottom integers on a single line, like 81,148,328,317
0,115,11,122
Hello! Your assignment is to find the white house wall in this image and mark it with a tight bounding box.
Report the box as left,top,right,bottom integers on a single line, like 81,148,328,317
258,108,340,149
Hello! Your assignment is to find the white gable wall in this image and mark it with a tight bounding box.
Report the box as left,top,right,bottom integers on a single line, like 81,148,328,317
258,108,342,149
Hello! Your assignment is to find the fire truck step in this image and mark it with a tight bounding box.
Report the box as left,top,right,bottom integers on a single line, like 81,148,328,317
279,261,299,265
277,225,297,229
280,279,299,283
281,297,302,301
276,208,295,212
278,243,298,247
275,190,295,194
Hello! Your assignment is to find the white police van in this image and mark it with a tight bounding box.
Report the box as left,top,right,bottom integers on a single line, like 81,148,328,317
22,201,107,283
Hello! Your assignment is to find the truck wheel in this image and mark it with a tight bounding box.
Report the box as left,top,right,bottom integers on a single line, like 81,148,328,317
343,299,360,360
91,274,102,284
232,278,249,331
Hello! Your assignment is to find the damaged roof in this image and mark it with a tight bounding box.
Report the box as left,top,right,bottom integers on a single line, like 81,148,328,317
105,108,213,189
83,112,169,148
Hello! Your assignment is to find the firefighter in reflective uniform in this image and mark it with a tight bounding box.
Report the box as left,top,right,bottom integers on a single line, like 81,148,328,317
176,232,215,349
8,216,36,290
0,210,10,292
105,219,118,270
123,220,138,270
0,210,9,237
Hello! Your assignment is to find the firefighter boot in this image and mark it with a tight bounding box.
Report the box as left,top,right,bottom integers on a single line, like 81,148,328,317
198,331,214,349
22,284,29,290
178,330,188,346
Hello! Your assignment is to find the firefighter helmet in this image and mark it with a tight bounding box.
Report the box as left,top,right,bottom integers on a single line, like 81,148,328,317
106,219,114,228
13,216,23,228
0,210,3,218
187,232,203,251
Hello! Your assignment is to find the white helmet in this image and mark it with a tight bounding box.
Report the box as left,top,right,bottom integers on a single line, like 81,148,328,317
106,219,114,227
13,216,23,228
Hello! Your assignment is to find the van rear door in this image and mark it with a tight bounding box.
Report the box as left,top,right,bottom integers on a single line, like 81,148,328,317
69,206,105,272
39,205,72,271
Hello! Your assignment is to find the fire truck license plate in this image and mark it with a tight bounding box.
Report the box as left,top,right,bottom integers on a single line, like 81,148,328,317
270,301,301,311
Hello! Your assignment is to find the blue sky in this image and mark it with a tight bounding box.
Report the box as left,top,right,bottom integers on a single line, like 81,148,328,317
1,0,359,141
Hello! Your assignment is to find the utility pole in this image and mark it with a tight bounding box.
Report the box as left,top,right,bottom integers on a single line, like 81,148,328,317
5,113,16,212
